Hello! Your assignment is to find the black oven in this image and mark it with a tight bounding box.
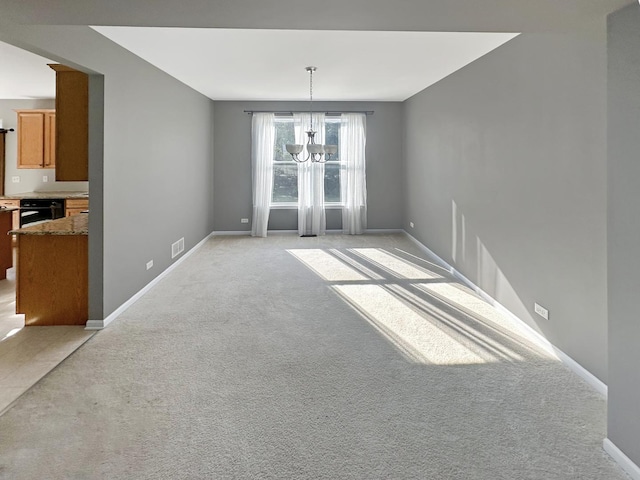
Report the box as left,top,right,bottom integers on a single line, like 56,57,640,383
19,199,65,227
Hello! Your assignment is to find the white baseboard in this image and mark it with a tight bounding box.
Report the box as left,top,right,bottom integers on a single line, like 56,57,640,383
211,229,403,236
211,230,251,236
85,232,215,330
403,231,607,398
604,438,640,480
367,228,404,234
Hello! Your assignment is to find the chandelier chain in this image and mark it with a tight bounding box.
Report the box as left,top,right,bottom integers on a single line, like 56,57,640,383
309,67,313,131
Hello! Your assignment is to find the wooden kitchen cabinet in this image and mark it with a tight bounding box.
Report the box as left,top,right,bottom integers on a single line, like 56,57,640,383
44,111,56,167
16,235,88,326
49,64,88,181
0,209,13,279
14,215,88,326
0,199,20,230
65,198,89,216
15,109,56,169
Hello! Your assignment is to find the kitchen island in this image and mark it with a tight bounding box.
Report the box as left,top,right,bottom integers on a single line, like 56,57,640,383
11,214,88,326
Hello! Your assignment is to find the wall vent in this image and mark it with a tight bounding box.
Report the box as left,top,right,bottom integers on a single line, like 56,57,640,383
171,237,185,259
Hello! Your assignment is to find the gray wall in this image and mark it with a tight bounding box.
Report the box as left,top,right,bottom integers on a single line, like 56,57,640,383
0,99,89,194
213,101,403,232
607,4,640,466
404,31,608,382
0,26,215,319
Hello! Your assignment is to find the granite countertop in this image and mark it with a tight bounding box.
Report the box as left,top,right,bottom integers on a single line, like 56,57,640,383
0,207,19,212
10,213,88,235
0,191,89,200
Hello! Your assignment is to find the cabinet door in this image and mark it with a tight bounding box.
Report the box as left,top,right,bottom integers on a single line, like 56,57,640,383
0,212,12,277
17,112,45,168
44,112,56,168
0,200,21,230
50,65,88,181
65,198,89,217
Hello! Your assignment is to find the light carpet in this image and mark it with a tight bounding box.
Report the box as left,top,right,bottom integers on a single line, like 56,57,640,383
0,234,628,479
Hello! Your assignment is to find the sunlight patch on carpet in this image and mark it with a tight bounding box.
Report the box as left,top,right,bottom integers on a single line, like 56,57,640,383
288,249,368,282
349,248,442,280
419,283,553,357
334,284,490,365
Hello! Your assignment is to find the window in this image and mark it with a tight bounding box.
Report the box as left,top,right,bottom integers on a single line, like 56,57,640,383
323,118,341,204
272,116,342,206
272,117,298,203
252,111,366,237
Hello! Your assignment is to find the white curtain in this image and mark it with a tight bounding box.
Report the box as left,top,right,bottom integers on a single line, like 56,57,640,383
294,112,326,236
251,113,275,237
340,113,367,234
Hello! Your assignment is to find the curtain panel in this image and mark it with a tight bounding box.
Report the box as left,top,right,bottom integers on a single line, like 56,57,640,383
340,113,367,234
251,113,275,237
294,112,326,236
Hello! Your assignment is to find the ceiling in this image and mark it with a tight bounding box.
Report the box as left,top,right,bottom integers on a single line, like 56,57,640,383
0,41,56,99
90,27,519,102
1,0,630,102
1,28,517,102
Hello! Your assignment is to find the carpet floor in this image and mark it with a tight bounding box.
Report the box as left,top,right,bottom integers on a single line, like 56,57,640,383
0,234,629,479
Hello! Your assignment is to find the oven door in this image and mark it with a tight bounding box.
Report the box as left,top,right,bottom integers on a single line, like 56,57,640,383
19,200,65,227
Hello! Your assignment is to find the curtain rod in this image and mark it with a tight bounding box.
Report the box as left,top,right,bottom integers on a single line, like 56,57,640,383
244,110,374,115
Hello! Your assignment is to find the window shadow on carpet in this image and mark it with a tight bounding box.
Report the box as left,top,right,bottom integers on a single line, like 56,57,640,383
288,246,553,366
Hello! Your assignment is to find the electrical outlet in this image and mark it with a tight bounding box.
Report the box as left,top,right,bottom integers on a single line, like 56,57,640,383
410,222,414,228
11,176,19,183
534,302,549,320
241,218,249,224
42,175,48,182
146,260,153,270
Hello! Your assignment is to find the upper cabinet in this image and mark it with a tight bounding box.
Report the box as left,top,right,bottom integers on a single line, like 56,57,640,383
49,64,89,182
45,112,56,168
15,109,56,169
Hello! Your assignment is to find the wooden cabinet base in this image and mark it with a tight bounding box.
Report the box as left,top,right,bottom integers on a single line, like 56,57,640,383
16,235,88,326
0,212,12,279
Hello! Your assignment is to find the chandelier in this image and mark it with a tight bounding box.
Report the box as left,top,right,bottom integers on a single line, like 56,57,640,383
286,66,337,163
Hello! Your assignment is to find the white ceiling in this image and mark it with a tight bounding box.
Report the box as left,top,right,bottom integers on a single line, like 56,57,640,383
91,27,519,101
0,28,518,102
0,41,56,99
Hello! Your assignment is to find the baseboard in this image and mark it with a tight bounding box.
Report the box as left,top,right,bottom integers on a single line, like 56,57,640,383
85,232,215,330
367,228,404,234
403,230,608,398
211,230,251,236
548,344,607,397
212,229,403,236
604,438,640,480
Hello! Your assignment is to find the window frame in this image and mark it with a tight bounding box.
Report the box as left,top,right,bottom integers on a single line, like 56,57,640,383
270,116,344,209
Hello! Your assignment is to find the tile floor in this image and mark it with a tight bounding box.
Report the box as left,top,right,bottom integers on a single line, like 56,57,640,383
0,259,94,415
